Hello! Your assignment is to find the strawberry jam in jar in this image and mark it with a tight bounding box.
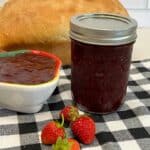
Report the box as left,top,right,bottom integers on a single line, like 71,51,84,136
70,13,137,114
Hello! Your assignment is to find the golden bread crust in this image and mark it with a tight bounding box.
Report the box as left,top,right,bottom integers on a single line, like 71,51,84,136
0,0,128,64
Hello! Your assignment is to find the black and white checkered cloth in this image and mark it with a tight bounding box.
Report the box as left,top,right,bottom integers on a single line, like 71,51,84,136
0,59,150,150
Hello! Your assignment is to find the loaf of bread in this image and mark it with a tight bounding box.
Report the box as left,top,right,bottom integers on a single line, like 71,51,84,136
0,0,128,64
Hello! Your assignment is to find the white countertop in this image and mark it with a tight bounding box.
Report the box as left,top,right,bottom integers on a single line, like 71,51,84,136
132,28,150,61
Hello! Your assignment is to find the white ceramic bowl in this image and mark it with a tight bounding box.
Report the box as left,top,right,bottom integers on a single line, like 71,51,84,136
0,50,62,113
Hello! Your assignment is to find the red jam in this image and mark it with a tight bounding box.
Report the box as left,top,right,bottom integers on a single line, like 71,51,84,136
71,40,133,113
70,13,137,113
0,53,57,84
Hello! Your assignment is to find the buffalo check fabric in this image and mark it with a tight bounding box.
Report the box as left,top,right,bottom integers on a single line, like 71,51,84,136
0,59,150,150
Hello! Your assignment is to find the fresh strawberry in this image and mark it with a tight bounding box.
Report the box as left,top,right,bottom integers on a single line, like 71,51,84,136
52,137,80,150
71,115,95,144
68,138,80,150
41,117,65,144
60,105,79,122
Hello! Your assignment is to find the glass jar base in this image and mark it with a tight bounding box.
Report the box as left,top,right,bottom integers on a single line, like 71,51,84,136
75,102,124,115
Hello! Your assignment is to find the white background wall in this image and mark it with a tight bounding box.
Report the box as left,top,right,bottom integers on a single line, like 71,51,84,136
120,0,150,27
0,0,6,6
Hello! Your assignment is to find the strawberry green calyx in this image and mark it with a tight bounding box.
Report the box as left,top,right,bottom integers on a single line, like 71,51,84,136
60,105,80,123
52,137,72,150
70,106,79,122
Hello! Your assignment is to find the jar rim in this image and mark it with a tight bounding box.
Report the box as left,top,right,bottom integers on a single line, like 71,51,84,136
70,13,137,46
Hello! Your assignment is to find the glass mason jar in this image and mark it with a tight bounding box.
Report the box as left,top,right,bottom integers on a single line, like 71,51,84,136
70,13,137,114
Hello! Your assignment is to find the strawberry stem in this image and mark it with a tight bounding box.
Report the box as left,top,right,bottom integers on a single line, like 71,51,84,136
60,114,64,127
